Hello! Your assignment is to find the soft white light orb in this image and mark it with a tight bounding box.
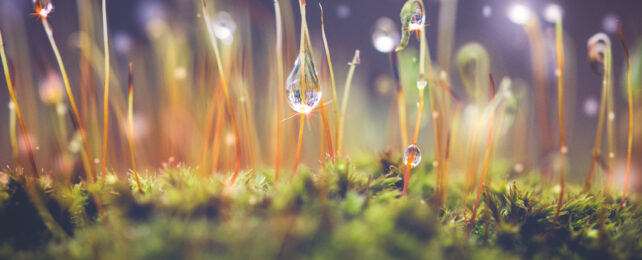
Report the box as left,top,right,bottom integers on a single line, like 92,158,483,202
583,98,599,117
602,13,619,34
482,5,492,18
508,4,531,25
543,4,562,23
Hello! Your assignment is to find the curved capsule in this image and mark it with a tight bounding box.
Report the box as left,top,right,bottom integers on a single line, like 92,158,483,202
456,42,490,104
396,0,425,52
587,33,611,75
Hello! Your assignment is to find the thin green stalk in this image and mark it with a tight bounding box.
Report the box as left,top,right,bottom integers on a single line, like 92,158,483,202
584,33,611,193
319,3,340,156
617,24,633,209
9,102,18,160
554,18,566,223
338,50,360,155
127,63,142,193
40,18,96,182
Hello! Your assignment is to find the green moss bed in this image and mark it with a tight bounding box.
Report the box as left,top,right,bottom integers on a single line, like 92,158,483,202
1,154,640,259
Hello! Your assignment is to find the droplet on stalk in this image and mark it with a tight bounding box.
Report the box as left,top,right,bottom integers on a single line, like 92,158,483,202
286,50,322,115
403,144,422,167
416,75,427,90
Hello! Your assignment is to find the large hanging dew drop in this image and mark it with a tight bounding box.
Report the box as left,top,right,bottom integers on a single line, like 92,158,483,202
286,50,322,114
403,144,422,167
396,0,426,51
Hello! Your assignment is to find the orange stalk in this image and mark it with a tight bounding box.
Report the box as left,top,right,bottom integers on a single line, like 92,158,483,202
554,17,566,223
201,0,242,185
617,23,633,209
467,74,496,237
291,115,306,178
274,0,285,182
402,164,411,196
0,31,38,177
100,0,110,178
320,102,335,161
211,100,225,173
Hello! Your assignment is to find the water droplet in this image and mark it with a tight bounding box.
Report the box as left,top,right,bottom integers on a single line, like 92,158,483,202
403,144,422,167
608,112,615,121
416,76,427,89
286,51,322,114
372,17,398,53
409,1,425,30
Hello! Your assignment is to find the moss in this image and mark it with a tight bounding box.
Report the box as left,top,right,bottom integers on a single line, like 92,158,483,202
0,156,640,259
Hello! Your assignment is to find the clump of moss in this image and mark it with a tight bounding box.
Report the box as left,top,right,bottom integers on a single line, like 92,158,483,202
0,156,640,259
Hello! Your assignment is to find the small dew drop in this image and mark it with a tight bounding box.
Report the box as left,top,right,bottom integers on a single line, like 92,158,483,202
608,112,615,121
416,76,427,90
403,144,422,167
560,146,568,155
432,111,439,119
408,1,425,31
